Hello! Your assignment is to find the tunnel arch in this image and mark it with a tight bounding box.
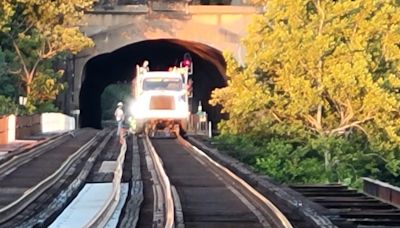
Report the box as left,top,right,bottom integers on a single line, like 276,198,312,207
79,38,227,129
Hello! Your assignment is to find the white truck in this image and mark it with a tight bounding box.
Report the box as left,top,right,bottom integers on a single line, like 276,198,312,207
130,65,191,135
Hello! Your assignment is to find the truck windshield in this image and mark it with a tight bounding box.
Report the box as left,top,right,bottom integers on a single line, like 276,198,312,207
142,78,182,91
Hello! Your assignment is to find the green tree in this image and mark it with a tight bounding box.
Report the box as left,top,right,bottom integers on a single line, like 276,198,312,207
0,0,94,105
0,48,18,98
101,84,132,120
211,0,400,181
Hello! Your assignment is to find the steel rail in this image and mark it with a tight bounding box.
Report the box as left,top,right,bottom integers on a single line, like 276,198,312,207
16,129,114,227
188,136,336,228
0,131,70,166
0,132,72,178
171,185,184,228
0,130,105,224
177,135,293,228
118,135,143,228
85,131,127,228
143,134,175,228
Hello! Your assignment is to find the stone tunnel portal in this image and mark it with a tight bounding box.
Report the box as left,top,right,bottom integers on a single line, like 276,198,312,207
80,39,228,129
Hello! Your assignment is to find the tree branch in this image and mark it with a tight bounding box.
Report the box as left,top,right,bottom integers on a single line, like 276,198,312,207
8,68,22,74
305,114,323,134
21,21,35,34
341,100,354,125
330,116,374,136
12,40,30,82
38,39,56,59
317,103,322,128
314,0,325,35
29,58,41,82
271,110,283,123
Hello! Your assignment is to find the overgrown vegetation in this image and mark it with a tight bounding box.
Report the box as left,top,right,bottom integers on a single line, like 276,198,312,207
215,133,399,188
211,0,400,188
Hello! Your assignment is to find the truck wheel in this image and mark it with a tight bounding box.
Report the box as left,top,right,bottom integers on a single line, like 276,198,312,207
180,119,188,131
136,120,145,134
179,119,188,135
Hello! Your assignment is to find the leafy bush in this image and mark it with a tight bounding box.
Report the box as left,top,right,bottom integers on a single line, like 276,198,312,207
34,101,59,113
30,68,65,104
215,134,326,184
0,95,17,116
254,138,326,184
215,132,399,189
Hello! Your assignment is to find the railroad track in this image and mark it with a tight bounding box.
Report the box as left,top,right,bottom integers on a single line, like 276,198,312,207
0,128,115,227
47,129,131,228
0,132,69,166
0,127,142,228
187,135,400,228
290,184,400,227
138,132,292,228
3,127,397,228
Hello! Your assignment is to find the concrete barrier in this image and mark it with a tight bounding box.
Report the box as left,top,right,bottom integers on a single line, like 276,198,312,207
0,116,8,144
41,113,75,133
16,114,41,139
1,113,75,142
7,115,15,142
0,115,16,144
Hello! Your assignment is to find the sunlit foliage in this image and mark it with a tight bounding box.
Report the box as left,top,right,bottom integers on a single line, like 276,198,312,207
0,0,94,108
211,0,400,184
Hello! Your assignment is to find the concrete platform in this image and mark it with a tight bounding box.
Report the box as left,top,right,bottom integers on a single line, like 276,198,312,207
50,183,128,228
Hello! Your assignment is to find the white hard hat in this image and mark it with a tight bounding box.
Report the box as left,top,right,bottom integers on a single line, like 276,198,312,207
117,102,123,106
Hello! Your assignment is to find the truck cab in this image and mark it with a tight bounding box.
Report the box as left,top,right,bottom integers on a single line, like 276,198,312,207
130,66,190,134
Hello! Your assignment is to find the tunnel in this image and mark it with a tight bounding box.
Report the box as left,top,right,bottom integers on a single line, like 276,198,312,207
79,39,228,129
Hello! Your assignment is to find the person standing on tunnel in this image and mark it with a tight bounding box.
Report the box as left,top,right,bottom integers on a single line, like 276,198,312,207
142,60,149,72
137,60,150,75
114,102,125,136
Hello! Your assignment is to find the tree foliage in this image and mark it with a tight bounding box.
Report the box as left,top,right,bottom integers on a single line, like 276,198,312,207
30,63,65,103
0,48,18,97
211,0,400,184
0,1,14,32
0,0,94,107
0,95,17,116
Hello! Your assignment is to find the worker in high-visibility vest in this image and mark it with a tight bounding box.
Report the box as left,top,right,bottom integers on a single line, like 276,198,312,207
128,115,137,134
